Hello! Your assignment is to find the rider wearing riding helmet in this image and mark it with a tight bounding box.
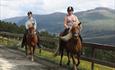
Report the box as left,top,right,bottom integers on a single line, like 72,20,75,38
26,11,37,31
62,6,82,37
54,6,82,56
21,11,40,48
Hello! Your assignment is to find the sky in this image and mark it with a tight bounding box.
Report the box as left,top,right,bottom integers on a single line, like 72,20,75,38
0,0,115,19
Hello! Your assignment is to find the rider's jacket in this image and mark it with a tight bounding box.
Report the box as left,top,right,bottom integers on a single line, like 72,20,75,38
25,17,37,30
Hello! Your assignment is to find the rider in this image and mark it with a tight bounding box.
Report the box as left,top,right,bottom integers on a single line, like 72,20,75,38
54,6,82,56
21,11,39,48
61,6,82,38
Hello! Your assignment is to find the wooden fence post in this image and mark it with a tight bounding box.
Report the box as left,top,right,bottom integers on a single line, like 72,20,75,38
91,47,95,70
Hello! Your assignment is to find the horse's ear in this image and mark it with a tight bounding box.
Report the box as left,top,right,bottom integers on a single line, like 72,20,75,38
78,22,81,26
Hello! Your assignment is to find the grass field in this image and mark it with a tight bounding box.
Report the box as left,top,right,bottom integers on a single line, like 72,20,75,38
0,37,114,70
34,49,114,70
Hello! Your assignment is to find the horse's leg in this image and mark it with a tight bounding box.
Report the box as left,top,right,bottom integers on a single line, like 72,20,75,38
26,45,30,58
76,57,80,67
59,49,64,66
76,38,82,67
76,53,80,67
36,33,41,54
33,46,36,54
31,46,34,61
71,54,77,70
29,46,31,55
25,45,28,56
66,50,70,66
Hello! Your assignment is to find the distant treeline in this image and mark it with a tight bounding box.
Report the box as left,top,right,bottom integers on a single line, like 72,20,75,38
0,20,25,34
0,20,56,37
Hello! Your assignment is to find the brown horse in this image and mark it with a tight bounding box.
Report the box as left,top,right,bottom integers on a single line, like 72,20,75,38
25,26,38,61
59,25,83,70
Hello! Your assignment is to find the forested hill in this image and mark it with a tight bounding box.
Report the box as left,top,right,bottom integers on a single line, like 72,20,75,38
0,20,25,34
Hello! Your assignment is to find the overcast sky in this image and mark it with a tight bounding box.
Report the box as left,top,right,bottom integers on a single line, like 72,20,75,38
0,0,115,19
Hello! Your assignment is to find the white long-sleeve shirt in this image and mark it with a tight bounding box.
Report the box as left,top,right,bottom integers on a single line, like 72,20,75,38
25,17,37,30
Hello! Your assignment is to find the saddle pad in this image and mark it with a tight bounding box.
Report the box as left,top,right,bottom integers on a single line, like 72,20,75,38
60,32,72,41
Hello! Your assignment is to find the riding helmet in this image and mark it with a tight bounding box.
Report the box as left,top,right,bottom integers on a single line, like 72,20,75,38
67,6,74,12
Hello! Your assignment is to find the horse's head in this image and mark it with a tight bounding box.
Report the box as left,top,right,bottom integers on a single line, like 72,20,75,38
71,25,78,34
28,26,35,34
70,24,80,39
71,22,81,34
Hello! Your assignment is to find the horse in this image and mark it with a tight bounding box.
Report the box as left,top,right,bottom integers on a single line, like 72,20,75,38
25,26,38,61
59,25,83,70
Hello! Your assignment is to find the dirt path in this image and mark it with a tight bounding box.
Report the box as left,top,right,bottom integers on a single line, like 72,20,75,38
0,45,68,70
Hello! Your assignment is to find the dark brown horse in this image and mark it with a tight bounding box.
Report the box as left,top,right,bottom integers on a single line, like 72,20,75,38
25,26,38,61
59,25,83,70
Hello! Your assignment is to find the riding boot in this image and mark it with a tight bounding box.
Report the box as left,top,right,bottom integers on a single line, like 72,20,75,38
21,34,26,48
